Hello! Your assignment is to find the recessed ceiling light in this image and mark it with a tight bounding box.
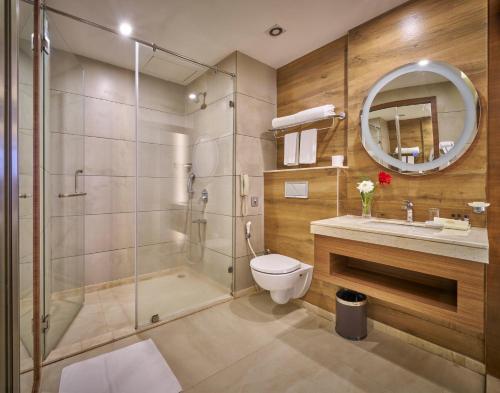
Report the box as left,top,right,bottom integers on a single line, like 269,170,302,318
267,25,285,37
119,22,133,36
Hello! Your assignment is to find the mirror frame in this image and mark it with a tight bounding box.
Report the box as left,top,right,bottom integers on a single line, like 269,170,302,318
360,61,480,175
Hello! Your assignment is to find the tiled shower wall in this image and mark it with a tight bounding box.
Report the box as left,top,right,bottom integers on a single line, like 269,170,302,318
30,45,274,294
49,48,192,288
183,54,236,288
233,52,277,293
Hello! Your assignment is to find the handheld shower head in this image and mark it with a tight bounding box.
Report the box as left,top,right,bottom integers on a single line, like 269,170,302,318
187,172,196,194
245,221,252,239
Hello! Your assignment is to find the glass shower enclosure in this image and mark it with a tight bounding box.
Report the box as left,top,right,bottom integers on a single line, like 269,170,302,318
18,2,235,367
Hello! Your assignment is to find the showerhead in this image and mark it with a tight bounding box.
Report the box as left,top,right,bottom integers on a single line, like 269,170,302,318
188,91,207,110
200,92,207,110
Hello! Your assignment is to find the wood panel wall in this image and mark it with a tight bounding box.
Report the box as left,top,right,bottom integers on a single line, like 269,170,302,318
264,168,346,264
276,38,347,169
346,0,487,227
486,0,500,379
266,0,488,361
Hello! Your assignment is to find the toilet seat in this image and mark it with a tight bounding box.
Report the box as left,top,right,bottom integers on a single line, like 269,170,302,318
250,254,301,274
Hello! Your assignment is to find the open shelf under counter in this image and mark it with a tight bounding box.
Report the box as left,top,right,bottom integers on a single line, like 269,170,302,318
313,234,485,334
264,165,348,174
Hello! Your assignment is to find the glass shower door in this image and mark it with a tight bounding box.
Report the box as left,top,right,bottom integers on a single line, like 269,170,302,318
136,43,235,327
41,11,86,357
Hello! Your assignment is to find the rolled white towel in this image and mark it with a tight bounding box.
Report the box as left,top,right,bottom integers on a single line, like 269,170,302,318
294,105,335,124
271,105,335,129
272,113,298,129
394,146,420,155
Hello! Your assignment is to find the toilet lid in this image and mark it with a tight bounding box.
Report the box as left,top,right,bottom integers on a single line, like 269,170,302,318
250,254,301,274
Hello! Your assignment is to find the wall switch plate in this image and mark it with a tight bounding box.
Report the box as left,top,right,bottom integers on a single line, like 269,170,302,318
285,181,308,198
251,196,259,207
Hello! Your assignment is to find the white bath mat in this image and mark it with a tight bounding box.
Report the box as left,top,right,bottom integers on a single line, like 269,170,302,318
59,339,182,393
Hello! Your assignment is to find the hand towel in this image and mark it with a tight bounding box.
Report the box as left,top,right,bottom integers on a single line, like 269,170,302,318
284,132,299,166
299,129,317,164
439,141,455,154
433,217,470,231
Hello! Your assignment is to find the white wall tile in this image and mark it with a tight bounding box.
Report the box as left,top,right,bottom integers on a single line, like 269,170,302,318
234,255,255,292
51,133,84,175
84,248,135,286
236,52,277,105
51,215,84,259
236,93,275,139
189,212,233,257
235,214,264,258
85,213,134,254
139,73,186,114
51,255,85,292
50,91,84,135
51,174,85,217
236,135,276,176
235,175,263,217
191,175,233,216
85,97,135,141
82,56,135,105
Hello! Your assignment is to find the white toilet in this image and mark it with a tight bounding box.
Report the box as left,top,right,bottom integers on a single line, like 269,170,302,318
250,254,313,304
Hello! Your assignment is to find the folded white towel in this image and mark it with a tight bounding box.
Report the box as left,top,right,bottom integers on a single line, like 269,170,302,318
299,129,317,164
395,146,420,155
271,105,335,129
284,132,299,166
433,217,470,231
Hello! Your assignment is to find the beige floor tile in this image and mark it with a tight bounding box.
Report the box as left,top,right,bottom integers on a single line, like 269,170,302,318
31,292,484,393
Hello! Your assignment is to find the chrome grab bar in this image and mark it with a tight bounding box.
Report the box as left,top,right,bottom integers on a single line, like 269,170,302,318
58,192,87,198
58,169,86,198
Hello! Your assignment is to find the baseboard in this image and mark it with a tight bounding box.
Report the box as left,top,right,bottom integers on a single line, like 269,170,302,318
293,299,485,375
233,286,261,298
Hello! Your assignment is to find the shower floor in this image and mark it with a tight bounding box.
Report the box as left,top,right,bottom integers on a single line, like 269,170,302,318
42,266,230,364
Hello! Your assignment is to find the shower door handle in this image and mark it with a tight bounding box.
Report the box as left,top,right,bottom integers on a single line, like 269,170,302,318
58,169,87,198
58,192,87,198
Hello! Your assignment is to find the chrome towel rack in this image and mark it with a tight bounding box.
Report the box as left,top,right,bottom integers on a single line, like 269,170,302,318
268,112,346,139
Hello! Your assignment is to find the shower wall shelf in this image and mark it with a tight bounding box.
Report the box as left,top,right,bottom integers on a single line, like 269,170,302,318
268,112,346,139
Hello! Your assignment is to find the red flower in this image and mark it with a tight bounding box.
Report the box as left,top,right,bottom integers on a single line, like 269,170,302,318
378,171,392,185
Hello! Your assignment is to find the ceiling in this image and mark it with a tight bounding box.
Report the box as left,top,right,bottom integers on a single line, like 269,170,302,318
43,0,408,71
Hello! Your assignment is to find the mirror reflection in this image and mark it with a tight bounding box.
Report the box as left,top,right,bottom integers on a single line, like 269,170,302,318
368,71,465,165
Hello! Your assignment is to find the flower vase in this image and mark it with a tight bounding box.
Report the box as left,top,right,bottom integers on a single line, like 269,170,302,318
361,198,372,218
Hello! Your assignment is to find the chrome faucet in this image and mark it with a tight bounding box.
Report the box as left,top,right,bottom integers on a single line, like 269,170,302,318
402,200,414,223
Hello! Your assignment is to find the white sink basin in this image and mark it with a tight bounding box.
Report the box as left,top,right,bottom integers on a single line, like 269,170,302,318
310,215,489,264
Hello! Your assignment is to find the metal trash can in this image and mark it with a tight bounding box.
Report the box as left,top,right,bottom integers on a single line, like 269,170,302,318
335,289,367,340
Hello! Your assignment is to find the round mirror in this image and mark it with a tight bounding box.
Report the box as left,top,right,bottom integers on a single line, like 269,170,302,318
360,61,480,175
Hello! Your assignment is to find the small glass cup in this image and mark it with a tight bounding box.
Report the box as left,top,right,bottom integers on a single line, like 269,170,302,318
428,208,440,221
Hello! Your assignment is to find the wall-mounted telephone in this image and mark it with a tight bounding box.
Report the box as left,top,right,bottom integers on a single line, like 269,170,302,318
240,174,250,216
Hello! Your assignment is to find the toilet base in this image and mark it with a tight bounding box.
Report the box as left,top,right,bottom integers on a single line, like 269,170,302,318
270,289,293,304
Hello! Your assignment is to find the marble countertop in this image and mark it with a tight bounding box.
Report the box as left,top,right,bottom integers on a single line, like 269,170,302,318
310,215,489,264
